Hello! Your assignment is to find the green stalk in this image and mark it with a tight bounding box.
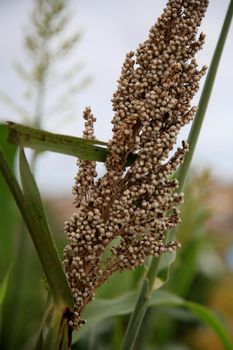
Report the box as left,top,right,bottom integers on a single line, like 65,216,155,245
121,2,233,349
120,279,150,347
0,148,74,311
177,0,233,192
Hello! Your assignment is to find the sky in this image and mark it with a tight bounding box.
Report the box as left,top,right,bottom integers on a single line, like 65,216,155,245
0,0,233,195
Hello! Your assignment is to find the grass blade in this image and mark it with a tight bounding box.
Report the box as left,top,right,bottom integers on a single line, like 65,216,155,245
185,301,233,350
0,148,73,311
0,266,12,306
19,148,74,310
0,266,12,332
72,290,232,350
33,303,54,350
43,306,72,350
0,124,17,269
6,122,137,165
7,121,107,161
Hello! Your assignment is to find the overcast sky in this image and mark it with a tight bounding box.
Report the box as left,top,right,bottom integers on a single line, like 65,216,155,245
0,0,233,195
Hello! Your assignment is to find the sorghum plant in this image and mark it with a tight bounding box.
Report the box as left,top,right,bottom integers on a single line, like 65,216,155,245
63,0,209,329
1,0,233,348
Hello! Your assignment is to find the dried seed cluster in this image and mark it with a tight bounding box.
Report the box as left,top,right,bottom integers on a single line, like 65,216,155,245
63,0,209,328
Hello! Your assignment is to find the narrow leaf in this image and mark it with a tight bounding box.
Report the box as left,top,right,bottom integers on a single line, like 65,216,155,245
6,122,137,165
120,278,150,349
33,303,53,350
8,121,107,160
73,291,140,341
73,290,232,350
19,148,50,232
150,291,233,350
156,251,176,286
0,266,12,306
0,124,17,269
0,148,73,310
0,266,12,333
43,306,71,350
185,301,233,350
19,148,74,310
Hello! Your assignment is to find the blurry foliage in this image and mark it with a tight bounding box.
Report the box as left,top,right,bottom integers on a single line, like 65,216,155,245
191,275,233,350
0,0,91,127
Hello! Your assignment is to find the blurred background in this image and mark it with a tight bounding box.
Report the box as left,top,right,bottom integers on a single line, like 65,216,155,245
0,0,233,349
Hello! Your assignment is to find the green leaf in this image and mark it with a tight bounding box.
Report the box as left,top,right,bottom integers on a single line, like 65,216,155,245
43,306,71,350
0,265,12,331
0,147,73,311
33,303,53,350
19,148,49,233
8,121,107,160
169,237,205,297
72,290,232,350
0,124,17,269
6,122,137,165
0,124,17,175
0,266,12,306
155,251,176,289
19,148,74,310
96,269,141,299
73,291,140,341
150,291,233,350
185,302,233,350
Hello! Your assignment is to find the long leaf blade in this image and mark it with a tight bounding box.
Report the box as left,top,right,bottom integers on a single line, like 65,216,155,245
19,148,74,310
0,266,12,306
72,290,232,350
0,266,12,332
43,306,71,350
6,122,137,165
186,301,233,350
0,124,17,269
0,148,73,310
8,122,107,161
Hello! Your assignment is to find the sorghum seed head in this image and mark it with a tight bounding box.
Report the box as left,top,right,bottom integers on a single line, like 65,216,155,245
63,0,209,328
